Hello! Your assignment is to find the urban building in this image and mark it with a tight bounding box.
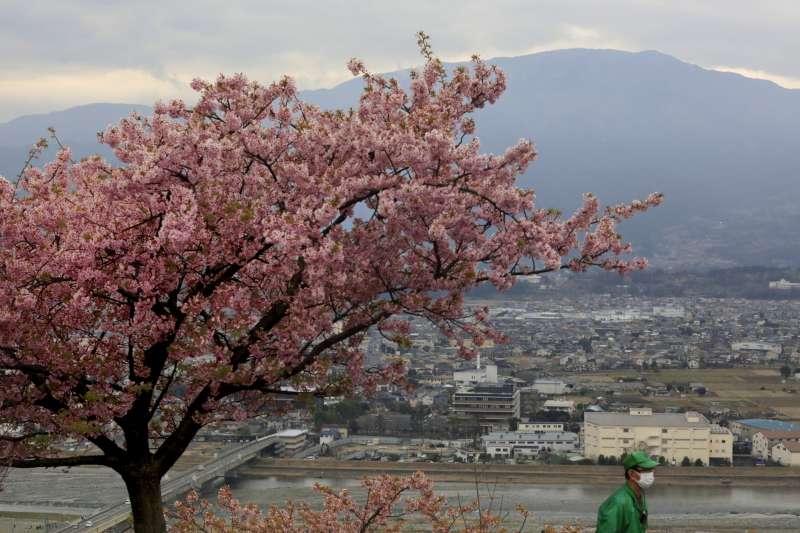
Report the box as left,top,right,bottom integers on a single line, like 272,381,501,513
772,441,800,466
583,408,732,465
752,430,800,459
543,399,575,414
709,425,734,464
482,431,579,457
731,341,782,356
769,279,800,290
530,379,570,395
275,429,308,457
518,421,565,432
450,384,520,433
319,428,343,446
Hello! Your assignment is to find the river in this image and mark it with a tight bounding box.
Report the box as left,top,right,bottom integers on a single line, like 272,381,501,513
222,476,800,531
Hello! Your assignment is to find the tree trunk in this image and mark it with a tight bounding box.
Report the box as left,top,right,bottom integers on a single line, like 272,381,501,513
123,471,167,533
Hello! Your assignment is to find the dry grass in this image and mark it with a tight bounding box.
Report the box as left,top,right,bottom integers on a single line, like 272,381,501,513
571,367,800,420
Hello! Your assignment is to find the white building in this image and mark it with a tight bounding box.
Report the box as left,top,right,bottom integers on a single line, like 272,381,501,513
518,421,565,432
530,379,570,395
731,341,782,355
275,429,308,457
593,309,644,322
769,279,800,290
752,430,800,459
482,431,579,457
543,399,575,414
772,441,800,466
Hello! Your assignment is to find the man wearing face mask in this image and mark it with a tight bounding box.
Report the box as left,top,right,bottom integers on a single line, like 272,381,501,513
595,451,658,532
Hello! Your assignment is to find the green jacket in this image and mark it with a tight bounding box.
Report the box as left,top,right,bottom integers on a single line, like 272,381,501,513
595,483,648,533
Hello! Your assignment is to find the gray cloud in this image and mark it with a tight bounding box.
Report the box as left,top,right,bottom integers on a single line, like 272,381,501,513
0,0,798,121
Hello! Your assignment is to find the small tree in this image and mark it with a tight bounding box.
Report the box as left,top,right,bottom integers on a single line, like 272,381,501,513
780,365,793,379
598,454,606,465
0,36,660,533
681,456,692,467
693,458,704,467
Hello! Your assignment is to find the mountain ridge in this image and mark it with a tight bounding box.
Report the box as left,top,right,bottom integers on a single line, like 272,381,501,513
2,48,798,269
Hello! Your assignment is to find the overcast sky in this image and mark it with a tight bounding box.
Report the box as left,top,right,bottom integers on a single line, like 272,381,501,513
0,0,798,121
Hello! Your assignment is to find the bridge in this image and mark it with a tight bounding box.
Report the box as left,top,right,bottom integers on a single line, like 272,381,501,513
55,434,280,532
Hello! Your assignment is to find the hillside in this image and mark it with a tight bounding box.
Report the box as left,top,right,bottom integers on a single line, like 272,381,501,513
2,49,798,268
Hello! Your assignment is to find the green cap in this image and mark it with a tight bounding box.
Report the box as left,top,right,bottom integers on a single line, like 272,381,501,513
623,450,659,470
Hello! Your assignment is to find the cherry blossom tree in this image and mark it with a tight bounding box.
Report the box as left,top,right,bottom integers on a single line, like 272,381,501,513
0,34,660,532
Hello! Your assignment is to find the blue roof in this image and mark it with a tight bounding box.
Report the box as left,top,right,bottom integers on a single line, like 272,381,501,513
735,419,800,431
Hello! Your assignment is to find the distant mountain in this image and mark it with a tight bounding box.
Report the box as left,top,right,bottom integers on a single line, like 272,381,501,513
0,103,152,181
2,49,799,268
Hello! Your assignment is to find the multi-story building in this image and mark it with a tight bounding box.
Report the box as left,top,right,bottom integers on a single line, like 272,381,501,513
451,384,520,433
275,429,308,457
583,408,732,465
518,421,565,432
482,431,579,457
543,399,575,414
752,430,800,459
709,425,734,464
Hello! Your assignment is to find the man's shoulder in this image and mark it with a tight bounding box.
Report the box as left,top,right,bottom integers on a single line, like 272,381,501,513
600,484,633,508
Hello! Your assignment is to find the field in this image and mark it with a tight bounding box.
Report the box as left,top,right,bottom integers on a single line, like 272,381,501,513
566,367,800,420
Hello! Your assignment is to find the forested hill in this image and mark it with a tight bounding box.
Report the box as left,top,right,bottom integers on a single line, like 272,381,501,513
2,49,799,268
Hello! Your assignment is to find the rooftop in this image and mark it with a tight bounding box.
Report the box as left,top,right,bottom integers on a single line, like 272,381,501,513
756,430,800,440
585,411,710,428
780,441,800,453
735,419,800,432
275,429,308,438
482,431,578,442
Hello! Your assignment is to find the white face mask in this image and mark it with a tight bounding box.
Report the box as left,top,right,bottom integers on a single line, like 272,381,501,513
635,471,655,490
